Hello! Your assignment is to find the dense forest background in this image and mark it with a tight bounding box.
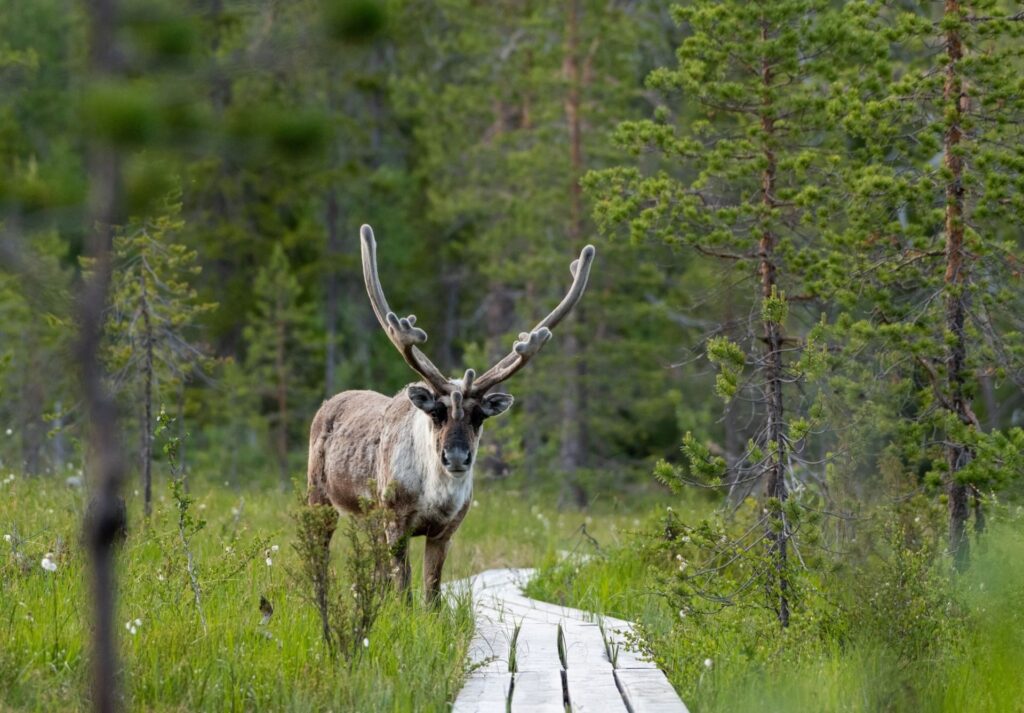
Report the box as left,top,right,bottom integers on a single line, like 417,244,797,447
3,1,1024,710
1,0,1022,554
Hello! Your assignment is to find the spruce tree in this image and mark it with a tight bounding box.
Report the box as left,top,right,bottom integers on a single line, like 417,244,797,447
107,200,214,515
836,0,1024,570
243,243,312,490
588,0,880,625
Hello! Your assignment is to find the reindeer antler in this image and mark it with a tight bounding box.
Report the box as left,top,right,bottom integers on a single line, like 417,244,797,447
360,225,454,394
470,244,596,395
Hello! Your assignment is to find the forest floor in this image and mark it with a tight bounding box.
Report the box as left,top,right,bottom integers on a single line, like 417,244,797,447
0,471,652,712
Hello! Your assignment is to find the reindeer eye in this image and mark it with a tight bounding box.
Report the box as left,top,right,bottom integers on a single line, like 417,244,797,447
430,404,448,425
469,407,485,429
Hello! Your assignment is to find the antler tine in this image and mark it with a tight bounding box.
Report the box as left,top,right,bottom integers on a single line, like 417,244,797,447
471,244,596,395
360,225,453,394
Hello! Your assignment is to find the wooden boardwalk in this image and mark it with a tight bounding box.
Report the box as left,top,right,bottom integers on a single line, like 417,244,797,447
448,569,689,713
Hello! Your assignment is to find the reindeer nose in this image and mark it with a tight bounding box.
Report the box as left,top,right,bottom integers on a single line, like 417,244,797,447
442,447,472,471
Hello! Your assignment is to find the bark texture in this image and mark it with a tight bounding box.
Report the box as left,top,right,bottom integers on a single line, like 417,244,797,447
942,0,978,572
759,22,790,627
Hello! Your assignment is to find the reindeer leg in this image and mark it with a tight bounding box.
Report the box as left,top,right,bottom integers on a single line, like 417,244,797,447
423,536,451,606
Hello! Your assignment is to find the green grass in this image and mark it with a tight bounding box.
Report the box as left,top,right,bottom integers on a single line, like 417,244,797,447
0,471,643,712
527,502,1024,713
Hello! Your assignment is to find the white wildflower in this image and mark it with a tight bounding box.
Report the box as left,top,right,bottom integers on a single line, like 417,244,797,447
265,557,273,567
362,638,369,648
157,574,165,582
704,658,713,669
472,500,479,508
225,546,233,554
134,618,142,627
5,428,12,436
3,534,11,542
679,610,686,619
41,555,57,572
270,545,279,553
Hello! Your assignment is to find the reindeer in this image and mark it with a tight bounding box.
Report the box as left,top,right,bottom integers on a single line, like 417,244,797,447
306,225,595,602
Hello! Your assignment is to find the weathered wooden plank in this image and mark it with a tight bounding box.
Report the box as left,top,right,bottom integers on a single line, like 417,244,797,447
486,598,578,626
614,669,689,713
467,620,514,672
450,569,688,713
452,671,512,713
499,589,633,630
565,669,628,712
509,670,565,713
561,624,613,671
514,622,562,672
500,591,595,623
477,600,552,627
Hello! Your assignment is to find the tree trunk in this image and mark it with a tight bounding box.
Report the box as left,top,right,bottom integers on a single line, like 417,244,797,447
140,270,154,517
942,0,976,572
559,0,588,507
759,25,789,627
177,379,187,492
82,1,126,709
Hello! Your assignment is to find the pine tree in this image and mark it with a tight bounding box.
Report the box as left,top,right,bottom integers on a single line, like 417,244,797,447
243,243,312,490
107,199,214,516
588,0,881,625
836,0,1024,570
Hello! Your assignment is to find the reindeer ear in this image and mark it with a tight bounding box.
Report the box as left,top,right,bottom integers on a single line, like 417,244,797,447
480,392,514,418
407,385,437,413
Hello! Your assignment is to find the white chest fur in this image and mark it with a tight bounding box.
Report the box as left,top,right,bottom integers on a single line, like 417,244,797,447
388,410,474,522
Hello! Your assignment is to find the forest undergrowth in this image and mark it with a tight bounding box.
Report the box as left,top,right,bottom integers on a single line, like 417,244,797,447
528,497,1024,713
